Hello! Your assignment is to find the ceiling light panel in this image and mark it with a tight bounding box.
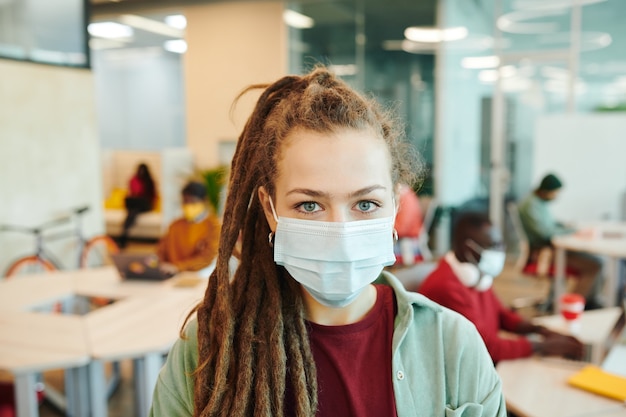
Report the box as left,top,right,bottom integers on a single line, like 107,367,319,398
283,10,315,29
88,22,133,39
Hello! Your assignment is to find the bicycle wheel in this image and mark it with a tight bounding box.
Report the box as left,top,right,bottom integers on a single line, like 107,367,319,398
4,255,57,278
81,235,120,269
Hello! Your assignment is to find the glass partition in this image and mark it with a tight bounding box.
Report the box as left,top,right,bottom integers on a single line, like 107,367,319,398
286,0,437,194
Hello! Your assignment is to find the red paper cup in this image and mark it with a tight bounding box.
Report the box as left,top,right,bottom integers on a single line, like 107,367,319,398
559,293,585,321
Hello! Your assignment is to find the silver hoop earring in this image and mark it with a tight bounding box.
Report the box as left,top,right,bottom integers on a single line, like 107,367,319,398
268,232,274,248
393,229,398,241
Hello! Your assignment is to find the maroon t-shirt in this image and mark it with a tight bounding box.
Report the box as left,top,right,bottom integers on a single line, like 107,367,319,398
285,284,398,416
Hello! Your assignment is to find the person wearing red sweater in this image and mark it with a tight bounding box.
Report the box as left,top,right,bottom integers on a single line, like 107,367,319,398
419,211,583,363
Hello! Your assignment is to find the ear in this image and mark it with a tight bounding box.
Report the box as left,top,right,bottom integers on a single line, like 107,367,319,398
258,186,277,232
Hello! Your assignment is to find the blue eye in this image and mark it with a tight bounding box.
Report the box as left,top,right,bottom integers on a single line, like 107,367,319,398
357,201,375,212
301,202,319,212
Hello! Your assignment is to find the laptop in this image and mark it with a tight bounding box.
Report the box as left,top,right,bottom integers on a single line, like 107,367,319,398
111,253,175,281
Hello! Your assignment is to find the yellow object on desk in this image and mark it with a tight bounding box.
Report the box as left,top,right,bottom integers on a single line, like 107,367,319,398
568,365,626,402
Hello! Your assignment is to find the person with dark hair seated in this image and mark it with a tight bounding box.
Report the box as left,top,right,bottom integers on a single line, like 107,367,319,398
156,181,221,277
119,162,158,248
518,173,604,309
419,211,584,364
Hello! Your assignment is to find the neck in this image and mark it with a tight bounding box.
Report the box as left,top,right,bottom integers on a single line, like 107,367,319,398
301,285,377,326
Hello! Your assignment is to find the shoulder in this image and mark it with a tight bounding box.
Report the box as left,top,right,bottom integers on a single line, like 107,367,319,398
203,214,221,228
383,270,485,350
385,273,504,408
169,218,188,230
150,319,198,416
418,260,458,296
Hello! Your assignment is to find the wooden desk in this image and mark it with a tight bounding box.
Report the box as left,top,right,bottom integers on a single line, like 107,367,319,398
86,286,203,417
532,307,624,364
497,358,626,417
0,311,90,417
0,266,207,417
552,225,626,310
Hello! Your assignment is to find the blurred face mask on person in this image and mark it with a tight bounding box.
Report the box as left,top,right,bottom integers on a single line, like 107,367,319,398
182,195,207,222
259,128,398,308
465,225,506,278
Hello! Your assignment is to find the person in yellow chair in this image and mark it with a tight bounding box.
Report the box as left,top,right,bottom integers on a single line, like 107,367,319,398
156,181,220,278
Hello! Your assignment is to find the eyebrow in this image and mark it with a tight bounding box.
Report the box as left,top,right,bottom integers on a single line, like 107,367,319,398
285,185,387,198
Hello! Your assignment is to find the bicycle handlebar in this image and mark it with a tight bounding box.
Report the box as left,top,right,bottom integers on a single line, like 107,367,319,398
75,206,90,215
0,206,91,235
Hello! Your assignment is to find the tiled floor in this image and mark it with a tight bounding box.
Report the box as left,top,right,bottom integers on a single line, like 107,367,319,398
38,245,549,416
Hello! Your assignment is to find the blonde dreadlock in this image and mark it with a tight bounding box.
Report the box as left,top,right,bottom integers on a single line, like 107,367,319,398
191,67,420,417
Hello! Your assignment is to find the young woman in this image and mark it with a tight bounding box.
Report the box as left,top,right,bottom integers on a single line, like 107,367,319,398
150,68,506,417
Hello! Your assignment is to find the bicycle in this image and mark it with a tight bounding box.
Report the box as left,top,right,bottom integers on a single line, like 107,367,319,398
0,206,122,414
1,206,120,277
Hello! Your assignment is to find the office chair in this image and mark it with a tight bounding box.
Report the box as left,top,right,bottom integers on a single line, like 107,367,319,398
506,202,578,312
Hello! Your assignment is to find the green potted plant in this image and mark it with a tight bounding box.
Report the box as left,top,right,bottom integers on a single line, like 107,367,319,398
199,166,229,215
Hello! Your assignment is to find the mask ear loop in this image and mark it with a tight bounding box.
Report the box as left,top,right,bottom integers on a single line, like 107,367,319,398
465,238,484,255
392,197,398,241
464,239,488,289
267,196,279,248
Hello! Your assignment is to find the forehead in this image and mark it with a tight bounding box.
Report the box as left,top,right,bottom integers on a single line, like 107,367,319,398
274,128,393,192
182,194,203,203
472,223,501,245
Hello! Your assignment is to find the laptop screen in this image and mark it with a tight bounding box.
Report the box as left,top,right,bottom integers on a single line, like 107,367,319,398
111,253,174,281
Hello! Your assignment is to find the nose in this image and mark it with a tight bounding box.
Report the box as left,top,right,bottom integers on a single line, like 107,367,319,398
327,207,350,223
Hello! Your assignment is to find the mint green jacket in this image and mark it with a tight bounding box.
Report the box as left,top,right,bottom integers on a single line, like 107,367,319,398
150,272,507,416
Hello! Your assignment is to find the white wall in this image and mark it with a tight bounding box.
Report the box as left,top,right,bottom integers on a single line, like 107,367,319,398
0,59,103,276
183,1,287,169
533,114,626,222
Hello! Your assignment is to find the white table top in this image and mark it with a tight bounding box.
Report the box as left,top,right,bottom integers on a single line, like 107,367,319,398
0,272,74,312
552,226,626,258
0,311,89,374
0,266,207,368
532,307,623,345
497,357,626,417
85,287,203,360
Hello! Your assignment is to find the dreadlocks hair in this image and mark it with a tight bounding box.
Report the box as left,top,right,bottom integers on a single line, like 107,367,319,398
190,66,422,417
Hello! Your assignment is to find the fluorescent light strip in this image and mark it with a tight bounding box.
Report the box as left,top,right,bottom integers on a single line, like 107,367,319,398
404,26,468,43
461,55,500,69
164,39,187,54
165,14,187,30
119,14,184,37
88,21,133,39
283,9,314,29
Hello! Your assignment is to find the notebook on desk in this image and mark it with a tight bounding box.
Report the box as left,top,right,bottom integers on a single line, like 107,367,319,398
111,253,175,281
568,365,626,402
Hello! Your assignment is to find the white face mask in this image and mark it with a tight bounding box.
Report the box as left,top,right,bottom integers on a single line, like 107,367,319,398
269,198,396,308
478,249,506,278
466,239,506,278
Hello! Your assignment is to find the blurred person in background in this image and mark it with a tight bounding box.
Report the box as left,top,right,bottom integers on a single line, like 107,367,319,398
518,173,604,309
157,181,220,278
119,162,157,248
419,211,584,364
